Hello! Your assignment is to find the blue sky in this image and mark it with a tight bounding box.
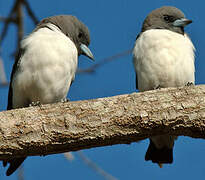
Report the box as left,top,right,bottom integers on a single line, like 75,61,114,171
0,0,205,180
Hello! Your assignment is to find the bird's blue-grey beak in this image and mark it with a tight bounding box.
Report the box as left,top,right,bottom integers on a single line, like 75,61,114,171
173,18,192,27
80,44,94,61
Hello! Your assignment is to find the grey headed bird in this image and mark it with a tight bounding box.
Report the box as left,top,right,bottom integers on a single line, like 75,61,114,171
133,6,195,166
4,15,94,176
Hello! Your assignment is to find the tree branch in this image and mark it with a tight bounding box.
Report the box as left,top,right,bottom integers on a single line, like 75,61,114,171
0,85,205,160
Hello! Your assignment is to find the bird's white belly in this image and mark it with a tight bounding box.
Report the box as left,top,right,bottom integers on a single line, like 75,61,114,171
12,27,78,108
133,29,195,91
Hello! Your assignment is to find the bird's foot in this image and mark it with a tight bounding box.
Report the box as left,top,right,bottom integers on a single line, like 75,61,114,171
61,98,70,103
186,82,194,86
29,101,41,107
154,85,161,90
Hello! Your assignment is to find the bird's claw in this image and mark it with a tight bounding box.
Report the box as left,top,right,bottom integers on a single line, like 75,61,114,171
154,85,161,90
61,98,70,103
186,82,194,86
29,101,41,107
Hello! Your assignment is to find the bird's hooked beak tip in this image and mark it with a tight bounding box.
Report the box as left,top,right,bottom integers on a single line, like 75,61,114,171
173,18,192,27
80,44,94,61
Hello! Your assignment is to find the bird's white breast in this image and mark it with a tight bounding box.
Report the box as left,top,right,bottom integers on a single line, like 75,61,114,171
133,29,195,91
12,24,78,107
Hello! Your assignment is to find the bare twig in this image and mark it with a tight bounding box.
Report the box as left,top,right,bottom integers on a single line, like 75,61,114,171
64,150,117,180
64,152,74,161
17,165,24,180
16,0,24,51
77,49,132,74
0,0,20,45
77,151,118,180
22,0,38,25
0,83,9,87
0,0,38,55
0,17,16,23
0,56,8,85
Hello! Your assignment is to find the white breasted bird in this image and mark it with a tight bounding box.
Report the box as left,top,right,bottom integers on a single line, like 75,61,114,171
4,15,94,176
133,6,195,166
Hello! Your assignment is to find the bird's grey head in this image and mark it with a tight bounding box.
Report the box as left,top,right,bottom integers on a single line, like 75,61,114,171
141,6,192,35
36,15,94,60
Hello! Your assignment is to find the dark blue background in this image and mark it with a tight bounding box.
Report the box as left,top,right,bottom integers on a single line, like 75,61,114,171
0,0,205,179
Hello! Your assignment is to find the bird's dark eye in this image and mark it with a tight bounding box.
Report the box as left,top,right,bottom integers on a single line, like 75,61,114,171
163,15,175,22
78,32,83,38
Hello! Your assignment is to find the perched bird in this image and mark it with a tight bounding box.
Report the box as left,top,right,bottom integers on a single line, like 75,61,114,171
4,15,94,176
133,6,195,165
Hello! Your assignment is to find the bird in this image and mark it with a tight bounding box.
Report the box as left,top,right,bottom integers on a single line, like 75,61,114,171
133,6,195,166
4,15,94,176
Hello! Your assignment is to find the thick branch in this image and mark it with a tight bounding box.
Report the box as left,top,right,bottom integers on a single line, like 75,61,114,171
0,85,205,160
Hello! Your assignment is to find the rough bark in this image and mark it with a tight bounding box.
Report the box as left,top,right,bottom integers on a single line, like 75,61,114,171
0,85,205,160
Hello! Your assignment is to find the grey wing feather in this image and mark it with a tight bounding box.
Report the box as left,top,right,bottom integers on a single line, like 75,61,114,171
7,48,25,110
5,158,26,176
136,74,138,89
134,34,141,90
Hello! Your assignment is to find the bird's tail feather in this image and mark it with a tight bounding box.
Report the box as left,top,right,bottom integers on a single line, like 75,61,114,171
145,139,173,164
3,157,26,176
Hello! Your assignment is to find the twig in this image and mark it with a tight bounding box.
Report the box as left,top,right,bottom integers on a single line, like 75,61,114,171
64,152,74,161
0,56,8,85
77,49,132,74
16,0,24,50
0,17,16,23
17,165,24,180
22,0,38,25
77,151,118,180
0,0,38,55
0,0,20,45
